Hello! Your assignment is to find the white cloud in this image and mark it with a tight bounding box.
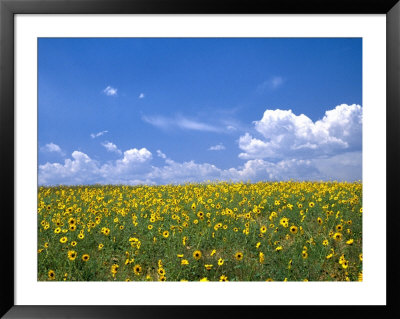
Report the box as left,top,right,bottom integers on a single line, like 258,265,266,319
120,148,152,164
38,147,361,185
148,159,222,184
101,141,122,155
222,158,321,182
238,104,362,160
38,104,362,185
156,150,167,159
39,148,153,185
39,151,100,185
40,143,64,155
90,130,108,139
142,115,222,133
103,86,118,96
208,143,226,151
312,151,362,181
139,93,145,99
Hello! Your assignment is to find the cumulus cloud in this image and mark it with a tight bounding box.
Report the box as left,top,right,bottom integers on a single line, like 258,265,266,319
139,93,145,99
39,151,100,185
38,104,362,185
223,158,321,182
101,141,122,155
90,130,108,139
120,148,152,164
38,149,361,186
40,143,64,155
103,86,117,96
238,104,362,160
39,148,153,185
208,143,226,151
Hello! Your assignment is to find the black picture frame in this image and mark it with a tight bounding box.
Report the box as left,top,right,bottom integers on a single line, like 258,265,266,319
1,0,399,318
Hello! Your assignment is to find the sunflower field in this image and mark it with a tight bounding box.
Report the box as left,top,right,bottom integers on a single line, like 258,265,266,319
37,181,362,282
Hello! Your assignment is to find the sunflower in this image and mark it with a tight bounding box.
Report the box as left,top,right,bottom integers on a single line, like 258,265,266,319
78,233,84,240
181,259,189,265
69,224,77,231
322,239,329,246
333,232,342,241
260,225,267,233
346,239,354,245
162,230,169,238
158,268,166,276
193,250,202,260
98,243,104,250
133,264,142,275
147,225,153,230
302,251,308,259
48,270,55,280
290,225,298,234
204,264,213,270
111,264,119,276
217,258,224,266
59,236,68,244
82,254,90,262
317,217,323,225
279,217,289,228
68,250,77,261
336,224,343,232
219,275,228,282
234,252,243,261
309,202,315,208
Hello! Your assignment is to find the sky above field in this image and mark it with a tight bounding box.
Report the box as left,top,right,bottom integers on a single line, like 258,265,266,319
38,38,362,185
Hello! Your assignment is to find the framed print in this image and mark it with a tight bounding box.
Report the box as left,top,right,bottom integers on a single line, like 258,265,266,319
1,0,399,318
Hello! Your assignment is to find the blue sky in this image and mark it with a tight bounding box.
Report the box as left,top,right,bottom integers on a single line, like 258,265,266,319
38,38,362,185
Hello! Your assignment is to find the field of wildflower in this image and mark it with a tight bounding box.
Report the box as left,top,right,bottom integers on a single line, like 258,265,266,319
38,181,362,282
